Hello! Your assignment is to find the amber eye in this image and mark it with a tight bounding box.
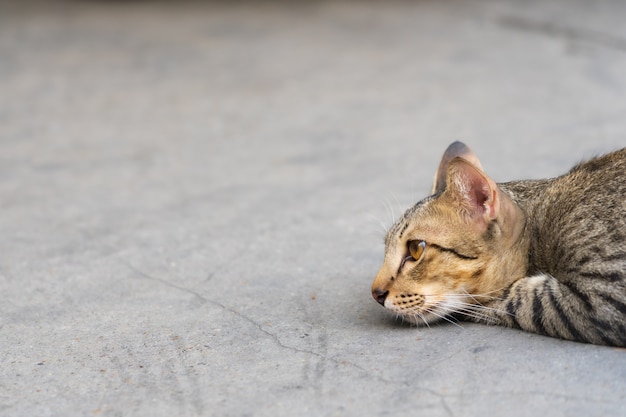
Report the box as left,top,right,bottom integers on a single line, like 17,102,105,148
408,240,426,261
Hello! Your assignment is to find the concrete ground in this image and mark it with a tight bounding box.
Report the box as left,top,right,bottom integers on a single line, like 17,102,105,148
1,0,626,416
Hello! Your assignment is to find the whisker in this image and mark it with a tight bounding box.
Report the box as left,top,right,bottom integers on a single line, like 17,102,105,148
443,297,496,312
418,289,505,301
460,301,513,317
466,289,506,301
446,289,505,302
444,299,513,322
426,307,463,329
367,213,390,236
381,198,396,225
452,306,499,323
462,290,481,305
390,192,404,220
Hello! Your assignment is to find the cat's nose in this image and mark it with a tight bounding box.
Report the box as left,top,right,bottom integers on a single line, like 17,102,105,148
372,289,389,306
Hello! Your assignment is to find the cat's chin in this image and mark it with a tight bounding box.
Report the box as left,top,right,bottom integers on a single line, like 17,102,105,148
394,310,447,327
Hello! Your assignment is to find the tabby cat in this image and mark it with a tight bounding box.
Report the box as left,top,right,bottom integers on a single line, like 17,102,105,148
372,142,626,346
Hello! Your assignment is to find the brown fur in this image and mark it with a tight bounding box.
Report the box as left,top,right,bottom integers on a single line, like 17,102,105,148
372,142,626,346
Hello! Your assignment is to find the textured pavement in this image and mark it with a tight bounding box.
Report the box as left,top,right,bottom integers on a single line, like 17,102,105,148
1,1,626,416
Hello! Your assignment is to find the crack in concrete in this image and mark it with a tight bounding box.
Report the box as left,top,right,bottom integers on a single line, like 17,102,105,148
498,15,626,53
204,252,240,283
123,262,339,365
125,263,404,377
124,261,209,304
441,397,454,417
198,297,410,389
123,261,465,410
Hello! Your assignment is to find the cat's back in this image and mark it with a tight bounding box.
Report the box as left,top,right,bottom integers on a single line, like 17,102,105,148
567,147,626,192
502,148,626,276
543,147,625,221
500,148,626,201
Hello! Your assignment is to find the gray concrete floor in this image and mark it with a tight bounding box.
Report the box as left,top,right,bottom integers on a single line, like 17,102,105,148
1,1,626,416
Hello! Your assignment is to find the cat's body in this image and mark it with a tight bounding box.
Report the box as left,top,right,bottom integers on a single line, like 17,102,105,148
372,142,626,346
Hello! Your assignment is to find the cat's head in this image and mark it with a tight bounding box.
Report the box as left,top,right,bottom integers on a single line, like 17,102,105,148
371,142,526,325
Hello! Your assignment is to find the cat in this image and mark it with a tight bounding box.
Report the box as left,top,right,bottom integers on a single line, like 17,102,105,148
372,141,626,346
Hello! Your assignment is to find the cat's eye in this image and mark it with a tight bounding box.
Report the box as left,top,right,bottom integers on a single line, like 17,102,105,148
408,240,426,261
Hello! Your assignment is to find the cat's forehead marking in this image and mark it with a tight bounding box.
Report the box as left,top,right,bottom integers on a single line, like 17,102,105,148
398,222,409,239
386,196,434,245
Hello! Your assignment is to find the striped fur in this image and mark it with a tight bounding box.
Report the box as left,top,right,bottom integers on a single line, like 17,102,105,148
372,142,626,346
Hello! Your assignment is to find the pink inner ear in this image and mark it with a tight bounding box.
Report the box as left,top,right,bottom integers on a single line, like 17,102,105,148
471,185,489,207
450,158,496,220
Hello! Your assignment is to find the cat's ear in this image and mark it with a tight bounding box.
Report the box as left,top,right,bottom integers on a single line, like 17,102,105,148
445,157,502,229
432,141,484,195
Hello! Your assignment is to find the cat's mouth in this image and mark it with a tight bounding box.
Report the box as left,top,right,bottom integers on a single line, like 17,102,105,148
383,292,500,327
382,291,494,327
382,293,451,326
